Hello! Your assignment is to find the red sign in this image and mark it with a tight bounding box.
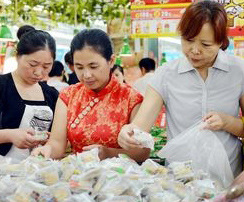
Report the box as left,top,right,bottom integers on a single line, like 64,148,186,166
194,0,244,36
131,8,185,20
130,0,192,5
225,2,244,36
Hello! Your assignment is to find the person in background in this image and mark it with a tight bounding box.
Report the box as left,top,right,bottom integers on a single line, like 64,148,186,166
65,51,79,85
3,25,35,74
47,60,69,92
32,29,149,162
134,57,166,128
111,64,125,84
133,58,155,96
0,28,59,163
118,1,244,178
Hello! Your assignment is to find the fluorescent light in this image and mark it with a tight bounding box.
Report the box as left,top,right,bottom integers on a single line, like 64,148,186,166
3,0,11,5
159,37,181,44
48,31,74,40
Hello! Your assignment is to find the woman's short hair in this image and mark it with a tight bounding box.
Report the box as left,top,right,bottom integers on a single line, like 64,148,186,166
49,61,64,77
178,1,229,50
64,51,73,66
111,64,124,75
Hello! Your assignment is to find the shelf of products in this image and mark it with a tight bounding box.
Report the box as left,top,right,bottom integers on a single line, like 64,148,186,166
130,1,191,38
234,37,244,58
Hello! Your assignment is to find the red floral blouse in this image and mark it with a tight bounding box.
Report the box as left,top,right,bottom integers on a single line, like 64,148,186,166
59,76,143,153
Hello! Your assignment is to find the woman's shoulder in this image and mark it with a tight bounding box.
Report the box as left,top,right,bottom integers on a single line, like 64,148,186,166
59,82,84,105
0,73,12,89
59,82,84,100
0,73,12,82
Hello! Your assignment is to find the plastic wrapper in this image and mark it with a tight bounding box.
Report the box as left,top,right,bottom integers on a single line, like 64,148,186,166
34,164,59,185
149,191,181,202
77,148,100,163
169,161,195,183
100,177,129,196
102,195,139,202
64,192,95,202
60,163,76,181
49,182,72,201
193,179,216,199
0,175,17,197
133,129,154,149
0,147,228,201
7,181,48,202
69,175,94,193
0,155,11,164
169,181,188,199
22,155,56,176
123,180,145,197
93,174,107,193
141,159,168,175
158,122,233,188
0,163,26,177
101,155,140,176
33,128,48,141
142,183,164,196
80,167,102,181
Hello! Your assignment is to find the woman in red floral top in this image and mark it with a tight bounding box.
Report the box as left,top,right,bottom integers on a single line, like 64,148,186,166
33,29,150,162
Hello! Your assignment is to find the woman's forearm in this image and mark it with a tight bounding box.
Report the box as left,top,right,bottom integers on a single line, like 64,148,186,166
106,147,150,163
132,86,163,132
46,139,66,159
224,115,244,138
0,129,12,143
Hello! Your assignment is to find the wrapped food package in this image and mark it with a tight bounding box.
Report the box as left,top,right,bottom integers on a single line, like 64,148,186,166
0,148,232,201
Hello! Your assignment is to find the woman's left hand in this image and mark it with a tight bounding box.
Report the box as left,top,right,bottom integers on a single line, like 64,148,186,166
202,111,228,131
83,144,108,160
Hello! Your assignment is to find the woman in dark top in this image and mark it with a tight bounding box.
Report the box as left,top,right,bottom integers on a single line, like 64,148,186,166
0,26,58,162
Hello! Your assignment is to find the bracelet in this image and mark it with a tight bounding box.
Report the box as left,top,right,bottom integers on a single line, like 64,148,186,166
242,117,244,125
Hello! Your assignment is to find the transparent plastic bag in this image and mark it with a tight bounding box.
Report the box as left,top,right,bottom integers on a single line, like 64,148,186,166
158,122,233,188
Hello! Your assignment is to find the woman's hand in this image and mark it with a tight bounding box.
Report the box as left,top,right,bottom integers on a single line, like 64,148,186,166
31,145,52,159
118,123,142,150
36,132,50,146
83,144,109,160
202,111,228,131
9,128,39,149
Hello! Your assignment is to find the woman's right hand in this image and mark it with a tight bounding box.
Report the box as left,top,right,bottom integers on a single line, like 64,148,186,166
9,128,39,149
118,123,142,150
31,145,52,159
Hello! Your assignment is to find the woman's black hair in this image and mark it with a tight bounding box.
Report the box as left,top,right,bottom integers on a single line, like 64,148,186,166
17,30,56,60
49,61,64,77
64,51,73,66
70,29,113,61
111,64,124,75
17,25,35,40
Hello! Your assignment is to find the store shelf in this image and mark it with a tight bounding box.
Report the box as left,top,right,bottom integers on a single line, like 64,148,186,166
0,38,15,42
131,3,191,10
233,37,244,41
131,32,179,38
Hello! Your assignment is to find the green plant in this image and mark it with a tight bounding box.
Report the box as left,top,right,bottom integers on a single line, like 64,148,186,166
4,0,130,28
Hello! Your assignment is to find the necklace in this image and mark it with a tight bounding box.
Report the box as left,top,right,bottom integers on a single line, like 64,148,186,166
70,97,100,129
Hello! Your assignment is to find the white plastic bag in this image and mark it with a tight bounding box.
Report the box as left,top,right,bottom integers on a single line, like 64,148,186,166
158,122,233,188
